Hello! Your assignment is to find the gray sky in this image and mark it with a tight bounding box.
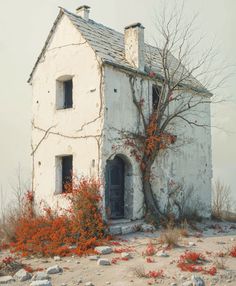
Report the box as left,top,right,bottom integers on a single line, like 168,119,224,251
0,0,235,205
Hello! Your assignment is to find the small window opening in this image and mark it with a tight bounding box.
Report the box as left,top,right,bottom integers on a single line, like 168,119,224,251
56,155,73,193
63,80,73,108
56,77,73,109
152,85,160,110
62,155,73,192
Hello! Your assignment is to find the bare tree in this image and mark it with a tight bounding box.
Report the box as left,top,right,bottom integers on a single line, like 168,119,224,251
115,2,228,222
212,180,233,220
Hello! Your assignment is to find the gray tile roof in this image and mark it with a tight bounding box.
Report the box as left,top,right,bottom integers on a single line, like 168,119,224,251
28,8,208,93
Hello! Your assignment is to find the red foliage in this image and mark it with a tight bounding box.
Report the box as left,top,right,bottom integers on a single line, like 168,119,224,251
0,243,10,251
111,256,130,264
113,247,134,254
177,251,216,276
146,257,155,263
147,270,164,278
2,256,15,265
109,241,122,246
11,178,109,257
229,245,236,257
142,242,156,256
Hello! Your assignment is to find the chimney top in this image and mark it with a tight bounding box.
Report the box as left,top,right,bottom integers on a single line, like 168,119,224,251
76,5,90,21
76,5,90,11
125,23,144,30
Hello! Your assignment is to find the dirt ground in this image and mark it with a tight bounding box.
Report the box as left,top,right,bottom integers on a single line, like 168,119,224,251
0,220,236,286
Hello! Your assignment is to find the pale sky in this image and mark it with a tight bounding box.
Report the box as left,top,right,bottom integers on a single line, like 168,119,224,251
0,0,235,205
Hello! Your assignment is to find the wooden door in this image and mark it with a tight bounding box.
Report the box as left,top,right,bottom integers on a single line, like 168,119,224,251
106,156,124,219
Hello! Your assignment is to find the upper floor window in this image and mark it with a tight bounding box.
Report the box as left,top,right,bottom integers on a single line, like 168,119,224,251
152,85,160,110
56,76,73,109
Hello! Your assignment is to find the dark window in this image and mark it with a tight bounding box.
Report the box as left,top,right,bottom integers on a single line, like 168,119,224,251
62,155,73,192
64,79,73,109
152,85,160,110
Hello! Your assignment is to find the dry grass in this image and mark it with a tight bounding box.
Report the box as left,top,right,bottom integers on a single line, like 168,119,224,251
213,256,227,270
132,265,147,278
159,226,181,247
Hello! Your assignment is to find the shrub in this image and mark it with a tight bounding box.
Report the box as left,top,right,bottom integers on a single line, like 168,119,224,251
159,226,181,247
177,251,217,276
11,177,109,257
212,180,236,221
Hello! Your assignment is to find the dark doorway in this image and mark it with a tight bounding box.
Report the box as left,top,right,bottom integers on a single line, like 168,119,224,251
105,156,125,219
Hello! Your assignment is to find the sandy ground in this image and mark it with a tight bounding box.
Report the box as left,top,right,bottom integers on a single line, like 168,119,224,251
0,221,236,286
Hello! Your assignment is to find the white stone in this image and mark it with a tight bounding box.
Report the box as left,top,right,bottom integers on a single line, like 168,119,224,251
14,269,32,281
140,223,155,232
121,252,132,259
105,282,111,285
191,275,205,286
32,272,50,281
94,246,112,255
157,251,169,257
109,225,122,235
30,280,52,286
85,283,94,286
0,276,15,284
189,242,196,247
54,256,61,261
121,225,136,234
46,265,63,274
97,258,111,266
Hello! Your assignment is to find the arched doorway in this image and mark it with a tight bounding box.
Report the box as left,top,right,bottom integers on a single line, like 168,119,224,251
105,156,125,219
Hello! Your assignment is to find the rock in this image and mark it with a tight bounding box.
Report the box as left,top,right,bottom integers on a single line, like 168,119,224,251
0,276,15,284
89,255,100,261
121,252,132,259
121,225,136,235
30,280,52,286
170,283,177,286
97,258,111,266
182,281,193,286
105,282,111,285
109,225,122,235
61,283,67,286
189,242,196,247
54,256,61,261
32,272,50,281
85,282,94,286
69,244,77,249
94,246,112,255
191,275,205,286
230,237,235,241
157,251,169,257
77,278,82,284
140,223,155,232
14,269,32,281
46,265,63,274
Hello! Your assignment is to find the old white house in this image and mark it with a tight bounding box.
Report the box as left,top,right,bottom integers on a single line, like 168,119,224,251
29,6,212,222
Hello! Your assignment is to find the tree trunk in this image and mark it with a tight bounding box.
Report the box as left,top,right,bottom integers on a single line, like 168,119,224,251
142,154,166,223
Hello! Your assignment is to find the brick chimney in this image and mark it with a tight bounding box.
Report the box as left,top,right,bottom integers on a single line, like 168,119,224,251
76,5,90,21
124,23,145,71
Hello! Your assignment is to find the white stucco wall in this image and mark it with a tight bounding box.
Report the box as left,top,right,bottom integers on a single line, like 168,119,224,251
31,15,103,208
101,65,212,219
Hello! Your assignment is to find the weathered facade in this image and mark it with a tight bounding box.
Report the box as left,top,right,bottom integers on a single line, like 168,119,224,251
29,6,212,220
